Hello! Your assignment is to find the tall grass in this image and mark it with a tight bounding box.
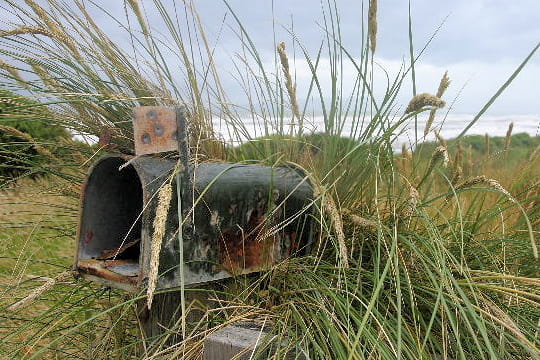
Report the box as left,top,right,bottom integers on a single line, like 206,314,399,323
0,0,538,359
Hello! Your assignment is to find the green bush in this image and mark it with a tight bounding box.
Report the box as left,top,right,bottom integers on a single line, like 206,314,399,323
0,89,69,182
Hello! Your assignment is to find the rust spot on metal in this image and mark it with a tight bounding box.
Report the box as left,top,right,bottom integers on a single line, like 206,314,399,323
84,230,93,244
219,204,279,274
98,127,119,150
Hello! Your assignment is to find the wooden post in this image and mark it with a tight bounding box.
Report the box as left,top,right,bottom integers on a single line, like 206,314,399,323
203,323,270,360
136,288,210,345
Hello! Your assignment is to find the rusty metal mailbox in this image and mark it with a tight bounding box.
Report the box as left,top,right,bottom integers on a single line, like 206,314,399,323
75,155,313,292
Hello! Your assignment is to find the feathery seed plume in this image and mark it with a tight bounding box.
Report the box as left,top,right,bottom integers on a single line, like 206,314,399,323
424,71,451,136
453,175,515,203
7,271,72,311
147,183,172,309
405,93,445,114
277,42,301,123
315,184,349,268
368,0,378,54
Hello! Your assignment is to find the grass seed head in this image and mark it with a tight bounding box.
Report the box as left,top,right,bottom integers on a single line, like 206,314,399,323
0,59,24,83
401,143,412,162
147,182,173,309
403,185,420,218
405,93,445,114
428,145,449,171
349,214,378,229
316,184,349,268
277,42,301,122
7,271,72,311
504,122,514,151
451,165,463,186
126,0,150,36
436,71,451,98
454,175,516,203
0,26,54,37
425,71,451,136
368,0,377,54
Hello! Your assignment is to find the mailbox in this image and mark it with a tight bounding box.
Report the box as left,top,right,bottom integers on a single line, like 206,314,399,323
75,155,313,292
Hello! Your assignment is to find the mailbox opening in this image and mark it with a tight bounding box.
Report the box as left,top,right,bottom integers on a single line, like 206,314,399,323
77,157,143,285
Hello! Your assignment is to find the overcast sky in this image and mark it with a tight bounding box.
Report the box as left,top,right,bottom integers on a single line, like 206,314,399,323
188,0,540,116
4,0,539,118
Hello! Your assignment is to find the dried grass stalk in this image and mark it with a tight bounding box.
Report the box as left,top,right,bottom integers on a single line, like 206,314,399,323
0,124,53,157
7,271,72,311
401,143,412,162
0,59,24,83
126,0,150,36
349,214,378,229
528,144,540,162
504,122,514,151
453,175,516,203
434,130,447,148
0,25,55,37
316,185,349,268
482,298,528,345
424,71,450,136
368,0,377,54
277,42,301,123
405,93,445,114
30,62,63,91
467,145,473,173
451,165,463,186
1,24,80,58
147,183,173,309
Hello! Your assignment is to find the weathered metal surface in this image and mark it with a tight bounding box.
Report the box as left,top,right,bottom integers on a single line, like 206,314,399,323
133,106,179,155
77,259,139,284
75,155,313,291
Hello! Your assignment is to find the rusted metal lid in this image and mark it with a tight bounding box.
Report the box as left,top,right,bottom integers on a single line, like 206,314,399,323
133,106,179,155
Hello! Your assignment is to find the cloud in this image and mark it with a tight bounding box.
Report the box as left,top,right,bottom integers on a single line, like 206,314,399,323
279,55,540,115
